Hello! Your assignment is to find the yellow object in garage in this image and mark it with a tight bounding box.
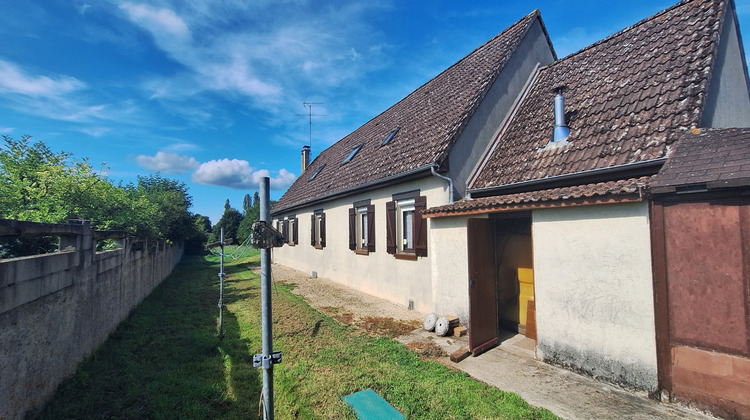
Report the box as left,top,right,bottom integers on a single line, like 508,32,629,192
518,268,534,326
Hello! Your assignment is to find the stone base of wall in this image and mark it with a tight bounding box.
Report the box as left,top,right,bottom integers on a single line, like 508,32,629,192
671,345,750,419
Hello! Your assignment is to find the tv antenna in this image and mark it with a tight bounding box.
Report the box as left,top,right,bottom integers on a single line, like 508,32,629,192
297,102,326,147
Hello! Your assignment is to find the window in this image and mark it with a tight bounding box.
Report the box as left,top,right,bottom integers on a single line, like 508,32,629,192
380,127,400,146
287,216,298,245
386,193,427,259
342,144,363,164
310,210,326,248
349,201,375,254
309,164,325,181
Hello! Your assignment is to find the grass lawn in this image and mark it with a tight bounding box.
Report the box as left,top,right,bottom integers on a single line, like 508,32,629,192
34,247,558,419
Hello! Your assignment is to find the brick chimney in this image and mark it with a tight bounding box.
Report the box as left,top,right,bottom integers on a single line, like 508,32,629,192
301,145,311,172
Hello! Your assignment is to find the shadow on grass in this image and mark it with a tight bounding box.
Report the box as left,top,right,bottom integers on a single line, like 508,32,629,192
32,255,262,419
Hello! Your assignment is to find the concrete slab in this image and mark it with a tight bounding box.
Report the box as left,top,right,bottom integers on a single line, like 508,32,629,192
397,330,718,420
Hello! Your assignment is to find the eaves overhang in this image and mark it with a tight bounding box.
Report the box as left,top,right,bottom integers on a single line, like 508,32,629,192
270,164,436,217
468,157,667,199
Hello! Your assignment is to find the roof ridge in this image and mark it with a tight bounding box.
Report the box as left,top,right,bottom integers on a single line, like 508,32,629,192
348,9,541,138
548,0,716,65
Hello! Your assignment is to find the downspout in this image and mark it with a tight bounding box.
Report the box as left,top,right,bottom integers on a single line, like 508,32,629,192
431,165,454,203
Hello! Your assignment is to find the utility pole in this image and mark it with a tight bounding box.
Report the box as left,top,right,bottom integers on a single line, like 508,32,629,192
218,228,225,339
251,177,282,420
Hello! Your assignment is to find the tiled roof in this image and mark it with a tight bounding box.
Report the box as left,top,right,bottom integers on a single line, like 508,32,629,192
650,127,750,193
424,176,653,216
470,0,725,192
272,11,544,214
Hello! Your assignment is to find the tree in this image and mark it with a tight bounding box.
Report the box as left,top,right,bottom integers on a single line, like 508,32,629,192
0,136,200,257
242,193,252,214
212,202,243,243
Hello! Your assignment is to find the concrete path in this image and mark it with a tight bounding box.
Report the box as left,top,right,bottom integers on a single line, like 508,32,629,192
397,330,717,420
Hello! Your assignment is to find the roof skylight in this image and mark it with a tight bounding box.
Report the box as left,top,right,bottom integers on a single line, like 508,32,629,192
309,164,325,181
342,144,363,164
381,127,400,146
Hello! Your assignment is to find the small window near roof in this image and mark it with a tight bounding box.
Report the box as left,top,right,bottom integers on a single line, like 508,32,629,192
342,144,363,164
381,127,400,146
309,164,325,181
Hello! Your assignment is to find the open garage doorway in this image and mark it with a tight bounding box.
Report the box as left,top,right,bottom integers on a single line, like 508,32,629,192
467,214,534,356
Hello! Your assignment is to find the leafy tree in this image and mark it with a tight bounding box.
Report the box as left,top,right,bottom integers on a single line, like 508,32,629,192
184,214,212,255
0,136,200,257
242,193,252,214
212,203,243,243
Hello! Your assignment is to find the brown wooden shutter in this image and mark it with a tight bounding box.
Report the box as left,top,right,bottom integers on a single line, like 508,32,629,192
320,212,326,247
293,217,298,244
348,207,356,250
367,204,375,252
283,219,289,242
386,200,396,254
311,214,316,246
414,195,427,257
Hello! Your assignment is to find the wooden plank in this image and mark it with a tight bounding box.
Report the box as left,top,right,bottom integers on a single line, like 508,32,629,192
453,326,467,337
450,347,471,363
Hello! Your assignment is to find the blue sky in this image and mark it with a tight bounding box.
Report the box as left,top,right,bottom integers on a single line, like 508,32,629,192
1,0,748,225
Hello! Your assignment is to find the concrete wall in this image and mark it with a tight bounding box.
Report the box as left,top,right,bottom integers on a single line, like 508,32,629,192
0,222,183,419
448,18,555,198
273,176,449,313
701,9,750,128
532,202,658,392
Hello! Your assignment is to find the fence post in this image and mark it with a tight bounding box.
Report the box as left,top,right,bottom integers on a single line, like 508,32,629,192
260,177,274,420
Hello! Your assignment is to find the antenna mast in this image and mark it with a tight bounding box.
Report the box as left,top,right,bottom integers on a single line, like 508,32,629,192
298,102,325,147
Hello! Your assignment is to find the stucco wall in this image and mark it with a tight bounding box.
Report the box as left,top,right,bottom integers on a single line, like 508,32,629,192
532,202,658,391
0,224,183,419
429,215,483,323
449,18,556,198
272,176,450,313
701,10,750,128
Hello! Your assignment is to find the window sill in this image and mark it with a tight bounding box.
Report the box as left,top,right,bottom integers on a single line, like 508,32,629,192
394,252,417,261
314,245,324,250
354,249,369,256
287,242,295,247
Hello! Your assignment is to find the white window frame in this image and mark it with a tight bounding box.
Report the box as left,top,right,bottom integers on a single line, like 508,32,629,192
396,198,415,252
356,206,368,250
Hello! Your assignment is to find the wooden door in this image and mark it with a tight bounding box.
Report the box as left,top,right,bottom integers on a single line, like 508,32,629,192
467,218,499,355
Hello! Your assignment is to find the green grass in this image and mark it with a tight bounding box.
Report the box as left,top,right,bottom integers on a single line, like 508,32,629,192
34,247,558,419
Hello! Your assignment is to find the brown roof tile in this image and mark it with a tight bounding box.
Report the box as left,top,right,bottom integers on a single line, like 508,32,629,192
650,127,750,192
424,176,653,216
272,11,543,214
470,0,724,192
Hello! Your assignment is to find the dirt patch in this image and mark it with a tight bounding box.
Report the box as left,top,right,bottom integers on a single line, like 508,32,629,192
406,340,447,359
264,264,426,337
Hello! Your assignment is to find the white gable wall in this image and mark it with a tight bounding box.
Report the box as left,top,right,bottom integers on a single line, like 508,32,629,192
272,176,450,313
532,201,658,391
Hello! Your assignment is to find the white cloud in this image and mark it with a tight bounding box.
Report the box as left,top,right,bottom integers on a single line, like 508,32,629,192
0,127,14,134
135,151,200,174
191,158,295,190
0,59,85,97
119,2,191,42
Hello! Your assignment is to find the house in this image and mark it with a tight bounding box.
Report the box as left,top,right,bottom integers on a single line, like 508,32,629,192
271,10,556,313
648,127,750,418
272,0,750,411
424,0,749,395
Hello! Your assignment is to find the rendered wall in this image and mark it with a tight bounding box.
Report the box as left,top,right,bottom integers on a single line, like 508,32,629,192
0,223,183,419
701,10,750,128
532,202,658,391
272,176,449,313
448,18,556,198
429,215,482,324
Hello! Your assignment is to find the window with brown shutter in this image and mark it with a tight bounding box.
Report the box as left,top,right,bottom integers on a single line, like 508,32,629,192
348,207,357,250
366,204,375,252
312,210,326,249
292,216,298,245
386,193,426,259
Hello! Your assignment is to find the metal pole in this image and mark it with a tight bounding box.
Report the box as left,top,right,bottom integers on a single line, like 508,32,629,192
259,177,274,420
218,228,225,339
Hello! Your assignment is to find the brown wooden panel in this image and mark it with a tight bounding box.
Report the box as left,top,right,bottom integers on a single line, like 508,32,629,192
664,199,749,355
467,218,499,355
